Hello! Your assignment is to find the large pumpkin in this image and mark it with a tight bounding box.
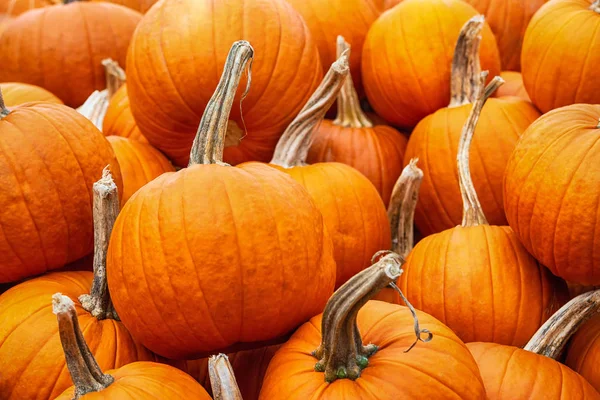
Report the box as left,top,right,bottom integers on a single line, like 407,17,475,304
0,93,122,283
0,82,62,105
0,2,141,107
103,83,147,143
126,0,322,166
522,0,600,113
504,104,600,285
362,0,501,128
400,73,567,346
107,41,336,360
404,16,540,236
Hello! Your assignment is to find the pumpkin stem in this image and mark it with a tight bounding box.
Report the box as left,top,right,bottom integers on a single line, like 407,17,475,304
387,159,423,258
591,0,600,13
312,252,404,383
188,40,254,166
457,72,504,227
333,36,373,129
448,15,484,108
271,50,350,168
0,88,10,119
78,166,120,320
208,354,243,400
53,293,114,398
102,58,126,99
524,289,600,359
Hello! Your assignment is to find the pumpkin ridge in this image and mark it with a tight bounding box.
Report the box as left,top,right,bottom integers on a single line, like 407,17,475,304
481,225,496,343
495,347,520,396
572,14,600,101
499,226,524,345
76,4,99,103
470,115,502,217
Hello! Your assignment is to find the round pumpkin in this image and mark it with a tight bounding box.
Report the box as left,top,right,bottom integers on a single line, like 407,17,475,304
107,41,336,360
495,71,531,101
0,82,62,105
126,0,322,167
504,104,600,285
522,0,600,113
103,83,147,143
0,2,141,107
362,0,501,128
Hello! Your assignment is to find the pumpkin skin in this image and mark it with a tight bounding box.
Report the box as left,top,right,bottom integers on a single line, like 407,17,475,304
566,314,600,392
468,342,600,399
496,71,531,101
0,3,141,107
0,82,62,106
522,0,600,113
0,102,122,283
504,104,600,285
362,0,501,128
404,97,540,236
103,84,147,143
0,272,154,400
126,0,323,167
91,0,158,13
259,300,486,399
106,136,174,205
0,0,54,18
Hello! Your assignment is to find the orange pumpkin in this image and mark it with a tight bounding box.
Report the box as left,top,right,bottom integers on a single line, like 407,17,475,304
103,83,147,143
504,104,600,285
495,71,531,101
106,136,174,205
91,0,157,13
399,73,566,347
0,82,62,105
566,312,600,393
126,0,322,167
0,92,122,283
522,0,600,113
404,16,540,236
0,2,141,107
107,41,336,360
362,0,501,128
0,0,55,18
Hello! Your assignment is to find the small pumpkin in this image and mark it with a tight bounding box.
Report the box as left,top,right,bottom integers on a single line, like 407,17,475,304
503,104,600,285
495,71,531,101
103,83,147,143
0,82,62,105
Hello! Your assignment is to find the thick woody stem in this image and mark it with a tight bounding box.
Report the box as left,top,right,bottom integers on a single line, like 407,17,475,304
524,289,600,359
77,90,109,130
448,15,484,108
53,293,114,398
0,88,10,119
457,72,504,227
591,0,600,13
208,354,243,400
312,253,404,383
189,41,254,166
102,59,126,98
270,51,350,168
79,167,120,320
333,36,373,129
387,159,423,258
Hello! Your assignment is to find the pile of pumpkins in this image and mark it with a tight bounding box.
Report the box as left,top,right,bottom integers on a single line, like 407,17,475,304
0,0,599,398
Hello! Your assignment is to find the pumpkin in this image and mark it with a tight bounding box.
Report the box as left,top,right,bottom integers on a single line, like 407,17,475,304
107,41,336,360
91,0,157,13
0,82,62,105
0,0,55,18
0,169,153,399
504,104,600,285
264,50,391,289
404,16,541,236
522,0,600,113
468,289,600,399
306,36,408,205
399,73,567,346
52,293,210,400
259,252,486,398
495,71,531,101
0,90,122,283
103,83,147,143
126,0,322,167
566,311,600,393
0,2,141,107
362,0,501,128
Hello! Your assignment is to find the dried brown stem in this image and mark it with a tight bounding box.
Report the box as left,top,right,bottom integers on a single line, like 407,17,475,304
457,72,504,227
271,51,350,168
524,289,600,359
449,15,484,108
189,41,254,166
77,90,109,130
0,88,10,119
79,167,120,320
591,0,600,13
102,59,126,99
53,293,114,398
208,354,243,400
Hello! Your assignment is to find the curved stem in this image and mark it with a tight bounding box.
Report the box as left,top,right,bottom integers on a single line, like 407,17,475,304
208,354,243,400
0,89,10,119
448,15,484,108
79,167,120,320
591,0,600,13
524,289,600,359
189,41,254,166
457,72,504,227
333,36,373,129
387,159,423,258
102,59,126,99
271,51,350,168
53,293,114,398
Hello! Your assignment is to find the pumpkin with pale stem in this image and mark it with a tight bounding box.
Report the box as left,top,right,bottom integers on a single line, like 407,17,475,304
103,84,147,143
404,16,540,236
504,104,600,285
0,82,62,105
362,0,501,128
496,71,531,101
126,0,322,167
400,73,566,346
107,41,336,360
